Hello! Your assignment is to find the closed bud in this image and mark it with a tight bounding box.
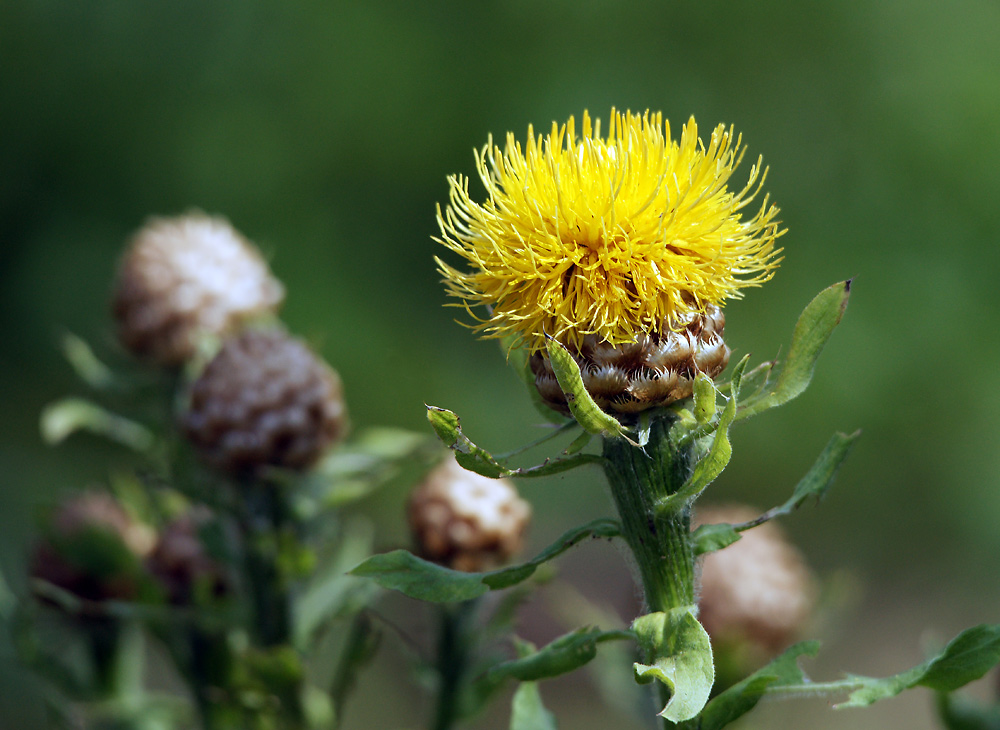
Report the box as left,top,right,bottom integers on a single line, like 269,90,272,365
409,456,531,572
112,212,285,366
147,508,229,605
31,491,156,602
182,329,347,475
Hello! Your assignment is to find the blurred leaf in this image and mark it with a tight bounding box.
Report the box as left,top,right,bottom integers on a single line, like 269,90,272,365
680,641,820,730
543,336,635,442
40,398,154,452
61,332,115,390
510,680,558,730
350,518,620,602
937,691,1000,730
329,612,381,719
737,280,851,420
632,607,715,723
426,406,604,479
659,356,746,514
483,627,633,685
691,523,741,556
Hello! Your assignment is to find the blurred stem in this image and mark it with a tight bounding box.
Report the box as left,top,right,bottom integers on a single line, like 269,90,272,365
601,415,696,729
240,482,292,647
432,599,478,730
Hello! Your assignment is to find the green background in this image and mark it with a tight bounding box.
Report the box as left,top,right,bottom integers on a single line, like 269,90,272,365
2,1,999,728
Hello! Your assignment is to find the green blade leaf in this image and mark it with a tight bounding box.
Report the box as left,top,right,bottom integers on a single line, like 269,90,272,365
40,398,154,452
659,356,747,514
632,607,715,723
349,519,621,602
838,624,1000,708
61,332,115,390
937,691,1000,730
738,280,851,420
543,336,635,442
426,406,604,478
486,627,633,685
510,681,558,730
682,641,820,730
691,523,741,556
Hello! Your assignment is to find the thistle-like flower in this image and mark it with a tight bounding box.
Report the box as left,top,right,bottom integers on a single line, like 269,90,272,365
436,109,783,413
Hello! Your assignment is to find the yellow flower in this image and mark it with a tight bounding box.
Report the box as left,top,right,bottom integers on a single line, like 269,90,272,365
435,109,784,352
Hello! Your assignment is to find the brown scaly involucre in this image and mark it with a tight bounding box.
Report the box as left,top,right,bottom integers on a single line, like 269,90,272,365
530,305,730,417
182,330,348,475
112,212,285,366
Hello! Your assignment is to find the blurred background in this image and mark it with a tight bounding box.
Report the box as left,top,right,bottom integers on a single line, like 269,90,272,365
2,1,999,728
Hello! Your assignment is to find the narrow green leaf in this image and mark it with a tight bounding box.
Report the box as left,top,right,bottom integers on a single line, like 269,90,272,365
691,523,741,556
61,332,115,389
936,691,1000,730
486,627,633,684
510,682,558,730
544,336,634,442
738,280,851,420
838,624,1000,708
684,641,820,730
563,429,593,455
723,430,860,535
632,607,715,723
426,406,603,479
40,398,154,452
659,357,747,514
350,519,621,602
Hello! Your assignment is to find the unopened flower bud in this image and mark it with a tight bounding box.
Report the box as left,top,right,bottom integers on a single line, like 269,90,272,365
409,456,531,572
112,212,285,366
530,305,730,416
31,491,156,602
147,508,229,605
182,329,347,474
696,504,815,655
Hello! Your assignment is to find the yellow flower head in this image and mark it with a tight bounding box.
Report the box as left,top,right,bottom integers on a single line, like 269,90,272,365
435,109,784,352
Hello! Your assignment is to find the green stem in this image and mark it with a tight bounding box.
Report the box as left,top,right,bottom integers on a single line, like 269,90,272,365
602,415,697,729
240,482,292,647
602,416,696,612
431,600,477,730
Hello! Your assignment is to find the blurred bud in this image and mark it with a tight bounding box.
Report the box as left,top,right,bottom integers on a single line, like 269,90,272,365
31,491,156,602
112,212,285,366
182,329,348,475
696,505,815,657
147,508,229,605
409,456,531,572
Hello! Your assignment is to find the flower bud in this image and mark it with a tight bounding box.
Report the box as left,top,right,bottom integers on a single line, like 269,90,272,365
182,329,347,474
695,504,815,655
112,212,285,366
409,456,531,572
530,306,730,416
147,508,229,605
31,491,156,602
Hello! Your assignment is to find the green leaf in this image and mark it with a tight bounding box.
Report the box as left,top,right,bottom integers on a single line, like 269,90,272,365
838,624,1000,708
658,356,747,514
937,691,1000,730
543,336,635,442
691,523,741,556
738,280,851,420
632,607,715,723
510,681,558,730
426,406,604,478
683,641,820,730
349,519,621,602
483,627,632,690
61,332,115,390
40,398,155,452
692,374,717,425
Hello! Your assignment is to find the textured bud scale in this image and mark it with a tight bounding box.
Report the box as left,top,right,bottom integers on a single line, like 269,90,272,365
112,213,285,366
695,505,814,652
31,491,156,602
409,456,531,572
182,330,347,474
530,305,730,416
147,508,228,604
